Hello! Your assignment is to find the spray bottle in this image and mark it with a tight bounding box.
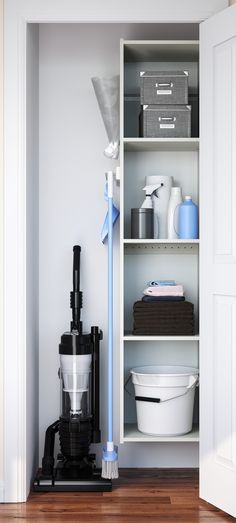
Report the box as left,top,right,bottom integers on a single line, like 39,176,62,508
131,183,163,239
141,183,163,209
141,183,163,238
145,175,173,238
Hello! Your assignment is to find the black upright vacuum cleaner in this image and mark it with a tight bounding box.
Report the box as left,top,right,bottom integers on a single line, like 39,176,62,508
34,246,112,491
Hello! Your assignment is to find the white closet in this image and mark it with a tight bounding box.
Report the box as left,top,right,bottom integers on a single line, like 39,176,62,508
4,0,236,517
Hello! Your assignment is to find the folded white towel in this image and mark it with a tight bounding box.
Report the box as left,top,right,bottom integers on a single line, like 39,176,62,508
143,285,184,297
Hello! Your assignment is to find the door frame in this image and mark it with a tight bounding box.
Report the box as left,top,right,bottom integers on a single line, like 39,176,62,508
3,0,225,503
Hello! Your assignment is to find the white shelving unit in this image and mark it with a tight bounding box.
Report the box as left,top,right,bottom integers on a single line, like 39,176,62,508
120,39,200,444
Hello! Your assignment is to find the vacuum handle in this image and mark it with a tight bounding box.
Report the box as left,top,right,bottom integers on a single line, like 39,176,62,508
91,326,102,443
71,246,82,332
73,245,81,292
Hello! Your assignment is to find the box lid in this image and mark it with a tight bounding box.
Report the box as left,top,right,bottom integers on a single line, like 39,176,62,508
143,104,191,111
140,70,189,77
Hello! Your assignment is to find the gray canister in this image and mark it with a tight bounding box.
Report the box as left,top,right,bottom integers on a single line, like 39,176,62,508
131,208,154,239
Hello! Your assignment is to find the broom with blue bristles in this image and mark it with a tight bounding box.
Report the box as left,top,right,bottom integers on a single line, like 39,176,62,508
91,76,120,479
101,170,119,479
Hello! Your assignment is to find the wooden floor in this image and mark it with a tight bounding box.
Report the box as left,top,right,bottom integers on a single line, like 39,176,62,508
0,469,234,522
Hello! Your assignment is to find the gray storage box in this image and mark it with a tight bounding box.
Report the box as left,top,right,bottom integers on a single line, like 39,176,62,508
140,105,191,138
140,71,188,105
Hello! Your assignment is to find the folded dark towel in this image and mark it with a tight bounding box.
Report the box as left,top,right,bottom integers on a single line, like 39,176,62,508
133,330,194,335
133,323,194,328
133,311,193,321
133,301,194,312
133,324,194,331
133,326,194,335
142,295,186,303
132,299,195,335
133,319,194,326
134,314,194,323
134,300,193,307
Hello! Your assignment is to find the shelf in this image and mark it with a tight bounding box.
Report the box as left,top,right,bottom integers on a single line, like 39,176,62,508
123,239,200,244
123,138,200,152
124,240,199,255
123,424,199,442
124,333,200,342
123,40,199,63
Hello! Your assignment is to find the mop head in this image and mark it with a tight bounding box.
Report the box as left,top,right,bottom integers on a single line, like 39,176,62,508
102,444,119,479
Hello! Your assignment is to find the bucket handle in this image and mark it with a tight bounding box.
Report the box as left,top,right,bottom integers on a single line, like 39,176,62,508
125,374,199,404
135,396,161,403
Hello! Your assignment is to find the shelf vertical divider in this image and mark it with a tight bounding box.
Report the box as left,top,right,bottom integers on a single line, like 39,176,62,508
119,38,125,444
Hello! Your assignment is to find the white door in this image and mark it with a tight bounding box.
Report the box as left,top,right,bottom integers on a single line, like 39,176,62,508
200,4,236,518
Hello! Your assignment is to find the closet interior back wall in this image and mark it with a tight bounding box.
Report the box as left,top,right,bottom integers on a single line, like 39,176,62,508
37,22,199,468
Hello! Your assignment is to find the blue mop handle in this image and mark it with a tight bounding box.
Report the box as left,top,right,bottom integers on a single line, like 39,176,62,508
108,172,114,444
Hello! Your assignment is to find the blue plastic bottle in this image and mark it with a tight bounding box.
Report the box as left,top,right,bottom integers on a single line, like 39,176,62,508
179,196,199,239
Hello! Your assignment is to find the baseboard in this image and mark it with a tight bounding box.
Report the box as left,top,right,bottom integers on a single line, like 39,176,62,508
0,481,4,502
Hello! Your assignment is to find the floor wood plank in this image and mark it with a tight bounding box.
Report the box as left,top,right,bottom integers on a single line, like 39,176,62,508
0,469,234,523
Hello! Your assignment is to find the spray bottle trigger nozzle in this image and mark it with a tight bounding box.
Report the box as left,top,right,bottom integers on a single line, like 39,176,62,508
141,182,164,209
142,183,163,196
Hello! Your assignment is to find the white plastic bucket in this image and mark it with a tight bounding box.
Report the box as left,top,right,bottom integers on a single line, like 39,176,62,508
131,365,199,436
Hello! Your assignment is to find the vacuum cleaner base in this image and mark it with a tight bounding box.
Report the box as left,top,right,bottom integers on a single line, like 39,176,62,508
34,467,112,492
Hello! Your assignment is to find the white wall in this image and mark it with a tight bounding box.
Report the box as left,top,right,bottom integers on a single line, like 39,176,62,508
5,0,230,24
26,24,39,492
39,23,199,468
0,0,3,494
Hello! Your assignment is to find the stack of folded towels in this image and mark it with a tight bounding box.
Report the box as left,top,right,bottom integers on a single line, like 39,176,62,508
133,280,194,335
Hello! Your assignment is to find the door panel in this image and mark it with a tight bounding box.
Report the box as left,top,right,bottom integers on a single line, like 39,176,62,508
213,39,236,261
200,4,236,517
214,295,236,466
